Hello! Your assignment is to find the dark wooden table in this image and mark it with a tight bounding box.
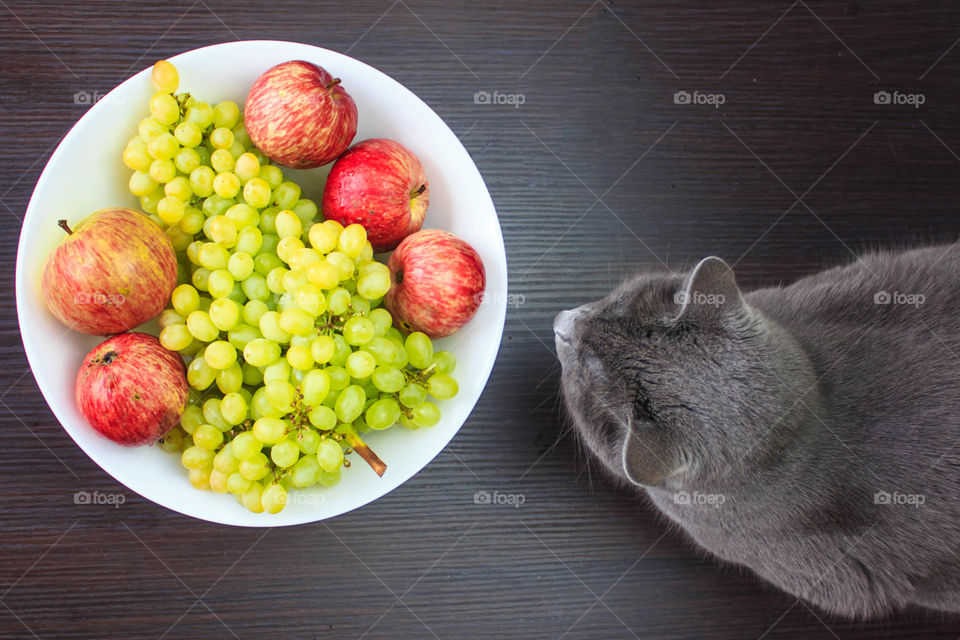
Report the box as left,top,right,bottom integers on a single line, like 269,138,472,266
2,1,960,638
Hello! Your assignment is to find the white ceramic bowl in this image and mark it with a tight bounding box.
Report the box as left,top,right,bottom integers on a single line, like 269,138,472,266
15,41,506,526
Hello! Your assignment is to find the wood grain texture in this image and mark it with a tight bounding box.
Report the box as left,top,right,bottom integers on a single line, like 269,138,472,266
2,0,960,637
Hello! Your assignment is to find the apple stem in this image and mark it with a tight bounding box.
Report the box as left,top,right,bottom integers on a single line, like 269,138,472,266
345,433,387,477
58,220,73,235
413,184,427,197
326,78,342,90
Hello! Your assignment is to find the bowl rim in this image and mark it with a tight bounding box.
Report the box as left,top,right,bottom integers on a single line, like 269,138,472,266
15,39,507,526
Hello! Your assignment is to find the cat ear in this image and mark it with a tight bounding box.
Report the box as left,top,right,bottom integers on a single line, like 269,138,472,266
622,424,677,487
672,256,747,326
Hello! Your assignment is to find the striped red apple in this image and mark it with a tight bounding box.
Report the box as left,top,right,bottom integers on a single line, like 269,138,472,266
384,230,485,338
41,207,178,335
244,60,358,169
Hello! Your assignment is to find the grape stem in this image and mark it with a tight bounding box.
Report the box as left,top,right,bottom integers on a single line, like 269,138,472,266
345,433,386,477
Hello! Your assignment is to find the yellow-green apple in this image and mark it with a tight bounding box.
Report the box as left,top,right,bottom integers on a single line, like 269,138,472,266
322,138,429,252
244,60,358,169
42,208,177,335
384,230,485,337
76,332,188,446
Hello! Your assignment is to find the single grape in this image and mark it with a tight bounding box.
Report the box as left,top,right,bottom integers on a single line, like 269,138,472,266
243,177,271,209
278,308,314,336
150,92,180,125
149,158,177,183
186,310,219,342
432,351,457,374
174,147,202,174
290,455,322,487
253,416,287,445
151,60,179,92
310,335,336,365
241,482,265,513
427,373,459,400
300,369,331,406
343,317,375,346
346,350,376,379
193,424,224,450
165,176,193,201
399,382,427,408
243,338,281,367
264,380,296,414
273,181,301,209
189,165,216,197
259,164,283,189
308,405,337,430
213,100,240,128
326,251,355,281
207,269,235,299
270,440,300,468
366,397,401,430
232,431,262,461
159,323,193,351
239,453,271,481
210,126,235,150
316,438,344,473
338,224,367,258
372,366,405,393
182,445,215,470
261,483,287,514
335,385,366,423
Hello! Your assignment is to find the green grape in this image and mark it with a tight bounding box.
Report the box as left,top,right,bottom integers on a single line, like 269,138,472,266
240,273,268,302
316,438,344,473
220,392,248,426
372,366,405,393
174,147,202,174
151,60,179,92
356,271,390,300
310,335,336,365
277,236,304,263
210,126,235,150
187,356,216,390
207,269,235,299
368,308,393,336
150,92,180,125
180,207,205,234
243,299,269,326
213,442,239,474
305,260,338,290
406,332,434,369
185,101,214,128
180,405,204,435
197,243,229,270
241,482,264,512
330,335,352,367
209,469,229,493
227,472,252,495
191,267,211,291
190,165,216,197
292,198,318,221
427,373,459,400
213,100,240,128
364,337,399,366
243,338,280,367
274,209,302,239
242,362,264,386
289,248,322,272
335,385,366,423
278,308,314,336
293,429,321,456
138,117,166,143
243,177,272,209
281,269,309,294
411,402,442,428
290,455,322,487
186,310,219,342
149,158,177,183
308,405,337,430
326,252,355,281
209,298,241,331
307,222,338,254
261,483,287,514
227,323,260,350
262,359,292,385
432,351,457,374
282,345,310,370
140,187,164,214
384,326,405,345
253,416,287,445
160,427,184,452
273,181,301,209
350,294,371,316
174,120,203,147
346,350,376,379
226,252,254,280
210,148,234,172
259,311,291,343
159,323,193,351
259,164,283,189
165,175,192,200
157,308,184,329
236,226,263,255
216,362,243,393
270,440,300,469
300,369,330,406
234,152,260,182
123,138,152,171
264,380,295,414
232,432,262,461
213,171,241,198
128,170,158,197
193,424,224,450
266,267,286,294
202,398,231,431
366,397,401,430
317,468,342,487
343,318,375,348
239,453,271,481
327,288,351,315
399,382,427,408
188,467,211,490
337,224,366,258
226,203,258,229
182,445,215,470
148,132,179,160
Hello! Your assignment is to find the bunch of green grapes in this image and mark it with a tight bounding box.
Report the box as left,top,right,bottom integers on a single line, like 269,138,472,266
122,60,459,514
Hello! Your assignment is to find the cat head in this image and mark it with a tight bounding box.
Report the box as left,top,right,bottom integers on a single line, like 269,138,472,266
555,257,807,488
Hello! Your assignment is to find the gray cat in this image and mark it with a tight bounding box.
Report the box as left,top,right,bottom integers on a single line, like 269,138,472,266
554,245,960,618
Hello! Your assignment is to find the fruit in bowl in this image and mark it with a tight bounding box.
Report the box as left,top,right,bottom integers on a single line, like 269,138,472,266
322,138,430,252
41,207,177,335
16,41,506,527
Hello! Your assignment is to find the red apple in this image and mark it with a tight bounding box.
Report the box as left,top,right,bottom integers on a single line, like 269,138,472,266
76,332,188,446
244,60,358,169
384,230,485,338
322,138,429,252
42,207,178,335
